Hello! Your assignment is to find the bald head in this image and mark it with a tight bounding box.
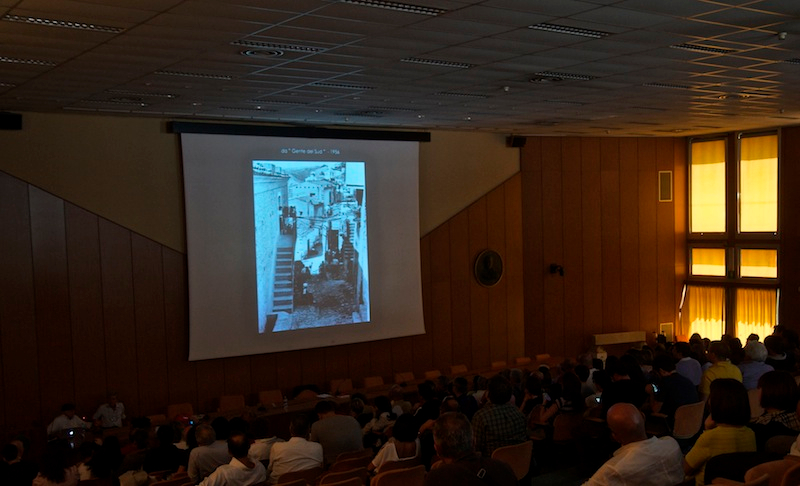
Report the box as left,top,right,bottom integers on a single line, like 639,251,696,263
607,403,647,445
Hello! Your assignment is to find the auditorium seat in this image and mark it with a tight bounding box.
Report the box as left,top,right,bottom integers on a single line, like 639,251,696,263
394,371,415,384
166,403,194,420
450,364,468,375
330,378,354,395
423,370,441,380
218,394,246,412
259,389,284,407
363,376,384,388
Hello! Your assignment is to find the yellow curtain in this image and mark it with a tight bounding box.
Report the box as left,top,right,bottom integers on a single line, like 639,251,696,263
691,139,726,233
682,285,725,340
735,288,777,341
740,135,778,233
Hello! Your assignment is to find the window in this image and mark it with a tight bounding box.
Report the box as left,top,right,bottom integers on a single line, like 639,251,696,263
684,132,779,342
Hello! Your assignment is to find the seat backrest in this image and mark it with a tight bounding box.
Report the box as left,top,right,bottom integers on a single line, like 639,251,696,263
318,466,369,485
277,466,324,485
376,456,422,474
259,389,283,407
166,402,194,420
320,478,362,486
491,360,507,371
781,462,800,486
515,357,532,366
372,465,426,486
394,371,415,384
218,394,246,412
672,399,706,439
364,376,384,388
535,353,551,363
424,370,441,380
748,388,764,419
294,389,318,401
336,449,371,462
328,454,372,472
330,378,354,395
552,413,583,443
276,479,308,486
745,460,794,486
491,441,532,480
450,364,468,375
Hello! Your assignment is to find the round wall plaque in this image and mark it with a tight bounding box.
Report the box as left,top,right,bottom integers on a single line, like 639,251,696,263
474,249,503,287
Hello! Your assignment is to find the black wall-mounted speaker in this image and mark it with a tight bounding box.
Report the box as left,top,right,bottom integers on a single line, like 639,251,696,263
506,135,526,148
0,112,22,130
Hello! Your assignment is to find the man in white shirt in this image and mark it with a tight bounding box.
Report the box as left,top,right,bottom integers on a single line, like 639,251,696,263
47,403,90,437
188,424,231,484
268,415,322,484
93,393,126,428
584,403,684,486
199,432,266,486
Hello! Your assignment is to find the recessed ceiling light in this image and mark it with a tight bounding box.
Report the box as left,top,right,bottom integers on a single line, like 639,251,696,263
231,40,324,53
154,70,232,80
0,56,57,66
534,71,594,81
528,22,610,39
328,0,446,16
401,57,474,69
782,58,800,65
670,43,735,54
241,49,283,58
2,14,124,33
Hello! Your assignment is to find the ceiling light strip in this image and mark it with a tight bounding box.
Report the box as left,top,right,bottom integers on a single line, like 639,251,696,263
535,71,594,81
80,99,148,106
0,82,16,87
670,43,735,54
154,70,232,80
231,40,325,53
643,82,693,90
311,82,374,90
219,106,277,112
436,91,489,98
528,22,609,39
782,58,800,65
332,0,446,16
106,89,177,98
401,57,474,69
0,56,57,66
2,14,124,33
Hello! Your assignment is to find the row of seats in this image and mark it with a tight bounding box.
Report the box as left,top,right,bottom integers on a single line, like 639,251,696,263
152,355,561,421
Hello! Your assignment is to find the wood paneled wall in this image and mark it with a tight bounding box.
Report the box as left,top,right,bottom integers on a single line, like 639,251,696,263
521,137,688,359
0,170,524,443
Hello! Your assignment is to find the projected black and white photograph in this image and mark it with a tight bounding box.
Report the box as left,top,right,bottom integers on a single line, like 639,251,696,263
253,161,370,333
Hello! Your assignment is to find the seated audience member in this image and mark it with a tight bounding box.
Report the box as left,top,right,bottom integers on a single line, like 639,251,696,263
424,412,516,486
368,414,421,472
309,400,362,466
765,335,796,372
92,392,126,428
452,377,479,420
247,417,284,464
413,382,441,428
672,342,702,387
471,375,488,404
199,432,266,486
118,428,150,473
76,442,97,480
85,436,122,480
144,423,188,474
363,396,397,443
750,370,800,449
518,372,544,416
584,369,609,412
32,440,78,486
2,440,38,486
684,379,756,485
647,354,699,425
268,415,322,484
600,358,648,416
540,372,583,423
584,403,684,486
738,341,774,390
188,424,230,484
46,403,90,437
699,341,743,398
388,385,412,416
349,395,373,427
471,375,527,457
575,364,594,398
